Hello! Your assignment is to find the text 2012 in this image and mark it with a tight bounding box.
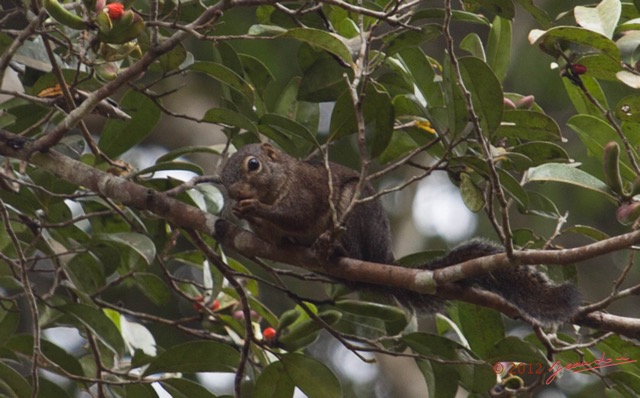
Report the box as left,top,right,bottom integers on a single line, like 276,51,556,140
492,362,545,376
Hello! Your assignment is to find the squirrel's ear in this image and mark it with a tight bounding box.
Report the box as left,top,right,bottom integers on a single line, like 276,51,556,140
261,142,280,160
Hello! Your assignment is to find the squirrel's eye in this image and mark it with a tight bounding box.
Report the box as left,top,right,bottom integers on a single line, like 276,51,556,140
245,157,261,172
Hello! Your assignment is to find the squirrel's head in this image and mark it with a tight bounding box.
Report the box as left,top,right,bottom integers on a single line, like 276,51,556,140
220,142,285,203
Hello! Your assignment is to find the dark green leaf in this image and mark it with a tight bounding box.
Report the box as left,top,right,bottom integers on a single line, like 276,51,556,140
239,53,275,96
474,0,515,19
523,163,615,201
190,62,255,103
158,43,187,73
460,173,484,212
459,56,504,134
59,303,126,356
99,90,162,158
0,302,20,346
279,28,353,66
486,17,512,82
386,25,441,56
411,9,490,25
615,95,640,122
130,273,172,306
298,57,349,102
456,303,504,357
94,232,156,266
143,341,239,375
511,141,570,165
567,114,636,181
254,361,295,398
460,33,485,59
8,335,84,377
36,377,71,398
496,110,562,141
160,378,218,398
0,361,31,398
562,225,610,241
563,76,608,119
280,353,342,398
486,336,548,364
202,108,259,135
398,48,444,109
531,26,621,61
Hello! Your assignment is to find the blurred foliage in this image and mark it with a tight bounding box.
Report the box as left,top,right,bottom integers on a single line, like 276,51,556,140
2,0,640,397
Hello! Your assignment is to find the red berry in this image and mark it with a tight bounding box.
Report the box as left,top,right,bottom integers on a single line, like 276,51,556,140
192,295,204,311
106,2,124,20
570,64,587,75
263,327,277,341
211,299,220,311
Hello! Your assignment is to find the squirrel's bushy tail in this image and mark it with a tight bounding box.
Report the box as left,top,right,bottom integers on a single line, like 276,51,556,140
416,239,581,325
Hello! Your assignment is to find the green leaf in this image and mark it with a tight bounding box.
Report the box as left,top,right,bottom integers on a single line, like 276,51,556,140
523,163,615,201
575,0,621,39
515,0,552,29
460,33,485,60
8,335,84,377
474,0,515,19
190,62,255,104
94,232,156,267
456,302,504,357
160,378,218,398
36,377,71,398
398,48,444,109
279,28,353,67
129,273,172,306
486,17,512,82
202,107,259,135
498,168,529,208
460,173,484,212
563,76,608,119
98,90,161,158
386,25,441,56
615,95,640,122
495,110,562,141
595,334,640,374
511,141,570,166
157,42,187,73
259,113,318,146
0,361,31,398
567,114,636,181
335,299,407,322
239,53,275,96
577,54,621,81
609,371,640,397
486,336,548,364
459,56,504,134
0,301,20,346
254,361,295,398
59,303,126,356
143,341,240,375
562,225,610,241
329,83,394,158
532,26,621,61
280,353,342,398
411,9,491,25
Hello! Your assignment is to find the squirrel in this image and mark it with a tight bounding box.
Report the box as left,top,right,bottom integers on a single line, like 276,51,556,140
219,142,581,325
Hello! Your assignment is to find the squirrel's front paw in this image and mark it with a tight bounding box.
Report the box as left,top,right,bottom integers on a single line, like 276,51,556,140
312,231,346,263
232,198,262,218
